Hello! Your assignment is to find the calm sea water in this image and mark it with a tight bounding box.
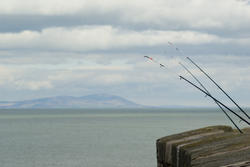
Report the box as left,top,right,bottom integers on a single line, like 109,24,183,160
0,108,248,167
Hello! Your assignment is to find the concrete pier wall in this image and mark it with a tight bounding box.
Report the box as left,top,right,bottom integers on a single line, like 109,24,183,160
156,126,250,167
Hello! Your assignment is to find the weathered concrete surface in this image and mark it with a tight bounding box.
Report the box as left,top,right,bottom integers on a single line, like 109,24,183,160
156,126,250,167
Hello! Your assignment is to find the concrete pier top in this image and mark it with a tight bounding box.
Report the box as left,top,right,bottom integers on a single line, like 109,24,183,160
156,126,250,167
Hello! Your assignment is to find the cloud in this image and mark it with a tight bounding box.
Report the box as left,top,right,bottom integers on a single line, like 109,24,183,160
1,25,250,61
0,0,250,106
0,66,16,85
1,0,250,32
0,0,84,15
0,26,233,52
0,53,249,106
14,80,53,90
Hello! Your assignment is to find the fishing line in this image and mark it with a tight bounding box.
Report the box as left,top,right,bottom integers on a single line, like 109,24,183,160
167,41,249,120
144,56,249,130
167,42,243,127
180,76,250,126
179,62,242,133
186,56,250,120
167,42,249,121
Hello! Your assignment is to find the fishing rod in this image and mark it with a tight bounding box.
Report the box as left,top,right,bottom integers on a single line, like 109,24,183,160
166,43,244,129
179,62,242,133
167,42,249,120
186,57,250,120
144,56,250,126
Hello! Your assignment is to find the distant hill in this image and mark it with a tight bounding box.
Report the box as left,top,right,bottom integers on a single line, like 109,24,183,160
0,94,143,109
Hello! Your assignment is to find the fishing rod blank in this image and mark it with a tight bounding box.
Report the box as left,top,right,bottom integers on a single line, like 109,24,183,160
179,62,242,133
180,75,250,126
144,56,249,126
186,57,250,120
167,42,249,120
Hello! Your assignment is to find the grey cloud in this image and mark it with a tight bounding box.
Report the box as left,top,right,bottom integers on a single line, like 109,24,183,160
0,14,121,33
1,13,250,40
1,0,250,42
0,27,229,52
0,53,249,107
0,0,250,106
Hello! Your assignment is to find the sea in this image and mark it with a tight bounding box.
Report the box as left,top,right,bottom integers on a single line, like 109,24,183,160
0,108,248,167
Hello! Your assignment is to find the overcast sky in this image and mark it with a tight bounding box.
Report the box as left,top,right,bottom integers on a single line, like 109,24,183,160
0,0,250,107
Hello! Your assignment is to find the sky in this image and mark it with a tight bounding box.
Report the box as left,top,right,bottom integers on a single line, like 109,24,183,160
0,0,250,107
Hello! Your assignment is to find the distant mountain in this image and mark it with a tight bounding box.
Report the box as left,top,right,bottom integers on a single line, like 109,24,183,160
0,94,144,109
